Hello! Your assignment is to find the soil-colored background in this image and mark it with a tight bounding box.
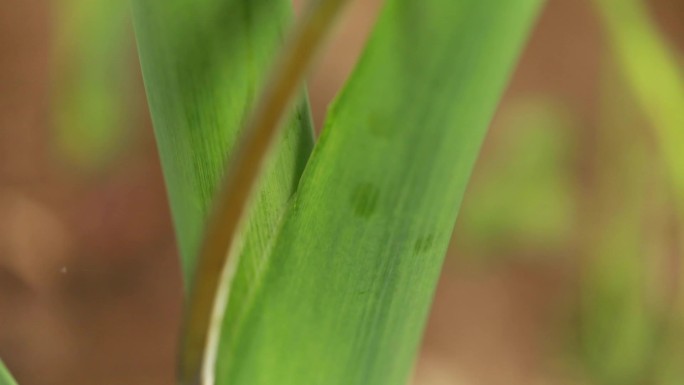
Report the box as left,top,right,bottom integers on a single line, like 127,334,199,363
1,1,682,384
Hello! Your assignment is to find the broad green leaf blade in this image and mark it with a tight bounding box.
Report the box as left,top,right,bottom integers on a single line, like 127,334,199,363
130,1,314,289
216,0,543,384
0,360,17,385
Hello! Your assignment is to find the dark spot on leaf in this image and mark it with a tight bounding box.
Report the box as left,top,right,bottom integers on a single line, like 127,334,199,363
350,183,379,218
413,234,435,254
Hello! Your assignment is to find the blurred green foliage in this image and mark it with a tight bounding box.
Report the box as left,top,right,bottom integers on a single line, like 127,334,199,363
457,99,577,260
53,0,132,169
580,1,684,384
455,2,683,383
594,0,684,214
578,54,666,385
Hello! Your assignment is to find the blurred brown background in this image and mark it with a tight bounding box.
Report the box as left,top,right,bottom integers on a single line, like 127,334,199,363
1,0,683,384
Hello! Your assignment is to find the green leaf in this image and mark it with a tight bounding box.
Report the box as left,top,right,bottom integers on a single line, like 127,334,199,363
0,360,17,385
130,0,314,289
215,0,543,384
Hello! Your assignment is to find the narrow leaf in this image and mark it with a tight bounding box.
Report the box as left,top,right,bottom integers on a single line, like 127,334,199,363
215,1,543,385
